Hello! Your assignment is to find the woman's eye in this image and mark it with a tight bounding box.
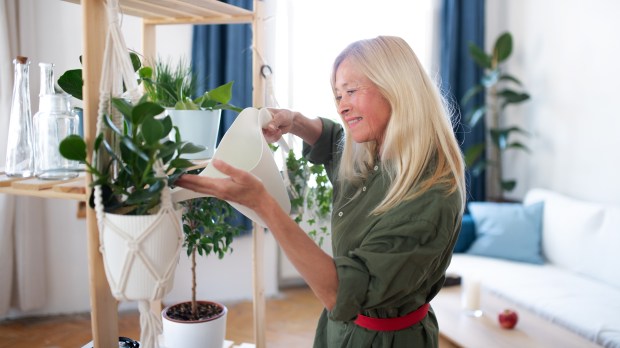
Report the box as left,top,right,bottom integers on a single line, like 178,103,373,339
335,96,342,102
347,89,356,95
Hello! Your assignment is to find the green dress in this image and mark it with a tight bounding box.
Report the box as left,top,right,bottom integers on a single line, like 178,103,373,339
303,118,463,348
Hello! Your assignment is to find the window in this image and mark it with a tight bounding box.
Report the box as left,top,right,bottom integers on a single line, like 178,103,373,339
272,0,438,119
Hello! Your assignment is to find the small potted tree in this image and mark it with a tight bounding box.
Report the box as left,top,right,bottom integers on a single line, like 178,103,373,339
138,58,242,160
161,195,242,348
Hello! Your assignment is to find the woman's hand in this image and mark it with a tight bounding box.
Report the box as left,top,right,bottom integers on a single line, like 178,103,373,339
175,159,269,213
262,108,323,146
262,108,296,143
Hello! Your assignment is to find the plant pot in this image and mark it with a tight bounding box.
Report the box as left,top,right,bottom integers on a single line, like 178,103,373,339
161,301,228,348
100,209,183,300
167,109,222,160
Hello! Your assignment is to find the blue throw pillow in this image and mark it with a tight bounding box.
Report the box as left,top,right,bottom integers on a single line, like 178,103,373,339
453,214,476,253
466,201,545,264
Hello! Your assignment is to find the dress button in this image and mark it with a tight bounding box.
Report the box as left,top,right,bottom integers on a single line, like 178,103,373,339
362,186,367,192
374,165,379,170
338,211,343,217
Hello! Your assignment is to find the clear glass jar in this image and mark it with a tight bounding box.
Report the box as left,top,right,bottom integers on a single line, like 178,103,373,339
33,93,80,180
5,56,35,177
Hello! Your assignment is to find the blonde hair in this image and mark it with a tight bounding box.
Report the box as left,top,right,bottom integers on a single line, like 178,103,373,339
331,36,465,215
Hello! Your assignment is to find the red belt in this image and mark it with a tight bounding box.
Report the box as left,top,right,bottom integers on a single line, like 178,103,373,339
354,303,430,331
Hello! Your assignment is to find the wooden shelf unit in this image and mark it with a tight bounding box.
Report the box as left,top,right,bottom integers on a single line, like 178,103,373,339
0,1,267,347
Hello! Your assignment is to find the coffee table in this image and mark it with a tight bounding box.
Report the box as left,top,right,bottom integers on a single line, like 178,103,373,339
431,285,599,348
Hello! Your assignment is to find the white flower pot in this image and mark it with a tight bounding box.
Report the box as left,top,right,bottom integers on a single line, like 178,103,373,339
100,208,183,301
167,109,222,160
161,301,228,348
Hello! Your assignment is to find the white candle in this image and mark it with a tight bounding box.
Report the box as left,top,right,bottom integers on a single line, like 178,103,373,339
461,276,482,316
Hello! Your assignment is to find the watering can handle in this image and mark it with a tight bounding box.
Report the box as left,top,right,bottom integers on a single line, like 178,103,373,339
259,108,290,153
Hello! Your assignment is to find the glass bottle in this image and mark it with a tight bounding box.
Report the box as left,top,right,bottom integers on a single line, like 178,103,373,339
5,56,35,177
33,63,80,180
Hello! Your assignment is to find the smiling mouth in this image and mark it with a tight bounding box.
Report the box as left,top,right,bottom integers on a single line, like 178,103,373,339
347,117,363,126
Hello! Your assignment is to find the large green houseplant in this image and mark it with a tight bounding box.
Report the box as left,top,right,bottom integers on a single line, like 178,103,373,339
462,32,531,198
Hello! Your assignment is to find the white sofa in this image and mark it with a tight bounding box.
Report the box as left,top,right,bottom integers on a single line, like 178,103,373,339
447,188,620,348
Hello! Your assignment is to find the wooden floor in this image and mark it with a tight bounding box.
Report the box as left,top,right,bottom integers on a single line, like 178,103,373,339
0,286,457,348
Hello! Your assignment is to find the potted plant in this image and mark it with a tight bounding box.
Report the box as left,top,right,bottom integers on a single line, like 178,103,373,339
58,95,204,346
462,31,531,199
276,146,332,246
139,58,242,160
160,194,242,348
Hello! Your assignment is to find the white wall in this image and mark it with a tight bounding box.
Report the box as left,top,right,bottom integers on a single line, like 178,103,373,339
486,0,620,205
2,0,279,319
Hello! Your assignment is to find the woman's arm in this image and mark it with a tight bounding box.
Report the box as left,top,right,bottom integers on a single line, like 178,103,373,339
175,159,338,310
263,109,323,146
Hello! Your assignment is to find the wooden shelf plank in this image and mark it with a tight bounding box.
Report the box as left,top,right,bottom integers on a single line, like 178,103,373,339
0,174,29,188
62,0,253,24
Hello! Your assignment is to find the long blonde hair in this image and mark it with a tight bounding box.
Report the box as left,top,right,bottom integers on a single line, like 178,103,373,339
331,36,465,215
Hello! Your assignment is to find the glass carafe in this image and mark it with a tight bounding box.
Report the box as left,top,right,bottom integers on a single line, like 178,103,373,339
33,62,80,180
5,56,35,177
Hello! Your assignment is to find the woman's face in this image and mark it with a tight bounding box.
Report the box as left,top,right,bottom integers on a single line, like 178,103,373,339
334,58,392,149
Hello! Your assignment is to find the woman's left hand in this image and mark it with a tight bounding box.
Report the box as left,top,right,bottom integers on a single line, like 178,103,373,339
175,159,267,212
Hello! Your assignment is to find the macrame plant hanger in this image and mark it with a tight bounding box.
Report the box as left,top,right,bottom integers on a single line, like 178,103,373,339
93,1,182,347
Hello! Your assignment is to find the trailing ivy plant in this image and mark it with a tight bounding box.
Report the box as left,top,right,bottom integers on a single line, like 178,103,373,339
462,31,531,198
284,149,333,246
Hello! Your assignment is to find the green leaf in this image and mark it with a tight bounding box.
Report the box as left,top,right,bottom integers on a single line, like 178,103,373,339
493,32,513,63
138,66,153,79
174,98,200,110
464,143,485,167
180,142,206,154
111,98,134,122
132,100,165,125
499,73,523,86
498,90,530,107
466,105,486,128
468,42,492,69
103,113,123,136
129,52,142,72
501,179,516,192
57,69,84,101
142,116,164,145
206,81,234,104
59,135,87,162
462,84,484,105
160,115,173,136
120,136,150,162
170,158,194,170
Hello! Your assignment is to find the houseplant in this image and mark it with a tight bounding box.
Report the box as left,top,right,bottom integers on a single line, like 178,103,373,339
59,95,204,347
161,194,242,348
138,58,242,159
282,147,332,246
462,32,531,199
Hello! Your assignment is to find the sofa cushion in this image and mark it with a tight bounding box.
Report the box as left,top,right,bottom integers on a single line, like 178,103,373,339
524,189,620,289
465,201,545,264
447,254,620,347
453,214,476,253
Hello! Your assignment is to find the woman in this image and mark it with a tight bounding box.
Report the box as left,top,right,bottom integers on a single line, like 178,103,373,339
176,36,465,347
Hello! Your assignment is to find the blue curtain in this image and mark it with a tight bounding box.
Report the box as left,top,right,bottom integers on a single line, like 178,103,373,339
191,0,253,230
440,0,486,203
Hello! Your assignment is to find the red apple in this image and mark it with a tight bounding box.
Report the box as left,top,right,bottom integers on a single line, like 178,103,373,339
498,309,518,329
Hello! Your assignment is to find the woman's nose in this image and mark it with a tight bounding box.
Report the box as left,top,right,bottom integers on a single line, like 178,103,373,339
338,100,350,116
